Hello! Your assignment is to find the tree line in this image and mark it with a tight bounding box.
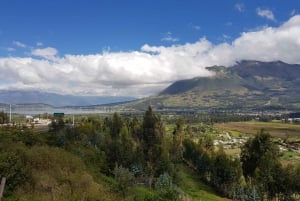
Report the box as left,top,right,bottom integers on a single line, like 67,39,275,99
0,107,300,200
183,128,300,201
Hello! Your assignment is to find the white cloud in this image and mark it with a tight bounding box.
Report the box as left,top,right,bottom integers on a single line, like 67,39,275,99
31,47,58,60
235,3,245,12
161,32,179,42
1,15,300,97
256,8,276,21
13,41,26,48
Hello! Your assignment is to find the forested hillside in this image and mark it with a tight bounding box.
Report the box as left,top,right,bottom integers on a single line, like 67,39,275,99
0,108,299,201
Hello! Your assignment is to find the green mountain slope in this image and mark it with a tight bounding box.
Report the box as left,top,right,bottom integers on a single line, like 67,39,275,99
129,60,300,110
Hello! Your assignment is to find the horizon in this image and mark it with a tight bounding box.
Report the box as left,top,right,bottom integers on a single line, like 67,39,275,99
1,0,300,97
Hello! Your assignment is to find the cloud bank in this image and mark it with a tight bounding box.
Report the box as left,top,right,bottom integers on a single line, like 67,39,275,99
1,15,300,97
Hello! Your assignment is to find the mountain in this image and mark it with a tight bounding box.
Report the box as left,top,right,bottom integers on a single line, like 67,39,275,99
0,90,136,107
128,60,300,111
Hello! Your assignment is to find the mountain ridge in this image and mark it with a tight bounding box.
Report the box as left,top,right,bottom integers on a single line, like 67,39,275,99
0,90,136,107
129,60,300,111
2,60,300,111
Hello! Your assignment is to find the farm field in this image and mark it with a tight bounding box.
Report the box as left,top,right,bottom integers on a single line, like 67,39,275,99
215,121,300,165
215,121,300,139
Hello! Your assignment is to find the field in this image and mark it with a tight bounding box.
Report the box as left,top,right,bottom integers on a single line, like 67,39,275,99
215,121,300,165
215,121,300,139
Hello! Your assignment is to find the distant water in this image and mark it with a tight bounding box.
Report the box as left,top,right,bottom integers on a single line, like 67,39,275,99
0,105,115,115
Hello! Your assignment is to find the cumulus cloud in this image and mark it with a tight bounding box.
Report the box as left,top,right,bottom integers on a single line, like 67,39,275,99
13,41,26,48
31,47,58,60
1,15,300,97
256,8,276,21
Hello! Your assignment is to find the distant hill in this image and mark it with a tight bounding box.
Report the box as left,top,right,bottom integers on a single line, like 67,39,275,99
128,60,300,111
0,90,136,107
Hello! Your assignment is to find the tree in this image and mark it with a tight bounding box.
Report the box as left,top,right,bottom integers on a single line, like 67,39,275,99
240,129,279,179
233,185,261,201
254,152,282,200
170,118,185,163
113,165,134,197
198,134,214,152
110,113,123,139
0,111,8,124
211,149,242,196
0,151,30,194
141,106,165,178
182,139,211,180
155,173,182,201
118,126,135,167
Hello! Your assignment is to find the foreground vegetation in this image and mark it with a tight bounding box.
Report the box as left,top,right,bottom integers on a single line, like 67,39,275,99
0,108,300,200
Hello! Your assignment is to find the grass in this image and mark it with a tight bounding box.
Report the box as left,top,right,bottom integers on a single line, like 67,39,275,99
280,157,300,166
178,164,230,201
90,164,230,201
224,148,241,157
127,186,155,201
281,151,300,159
215,121,300,139
228,130,242,137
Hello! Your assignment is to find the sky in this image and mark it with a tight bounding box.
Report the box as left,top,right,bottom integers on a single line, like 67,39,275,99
0,0,300,97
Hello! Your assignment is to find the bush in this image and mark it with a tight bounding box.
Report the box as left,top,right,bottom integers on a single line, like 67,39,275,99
0,151,30,195
155,173,183,201
113,165,134,196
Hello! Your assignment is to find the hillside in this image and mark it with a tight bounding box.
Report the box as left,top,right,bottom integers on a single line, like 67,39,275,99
0,108,239,201
128,60,300,111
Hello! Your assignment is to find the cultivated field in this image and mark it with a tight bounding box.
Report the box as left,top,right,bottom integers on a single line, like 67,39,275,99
215,121,300,139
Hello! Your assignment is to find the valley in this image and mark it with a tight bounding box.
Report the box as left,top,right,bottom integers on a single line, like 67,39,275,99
1,61,300,201
2,1,300,200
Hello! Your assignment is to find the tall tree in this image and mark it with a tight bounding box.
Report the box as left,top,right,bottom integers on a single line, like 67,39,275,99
141,106,166,178
118,126,135,167
254,152,282,200
110,112,123,139
240,129,279,179
211,149,242,196
171,118,185,163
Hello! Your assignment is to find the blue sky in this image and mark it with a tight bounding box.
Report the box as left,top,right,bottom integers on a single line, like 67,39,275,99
0,0,300,97
1,0,298,55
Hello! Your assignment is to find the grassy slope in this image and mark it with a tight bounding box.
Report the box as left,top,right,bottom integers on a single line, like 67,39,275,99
88,164,229,201
178,165,230,201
